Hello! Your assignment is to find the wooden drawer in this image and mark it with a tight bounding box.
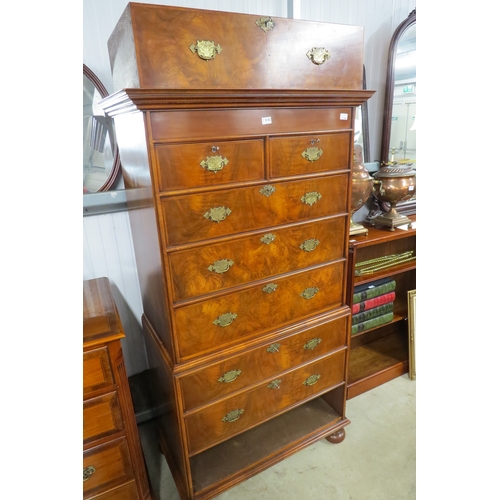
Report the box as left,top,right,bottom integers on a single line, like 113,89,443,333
84,347,114,395
89,482,139,500
174,260,345,361
162,174,349,246
269,132,351,178
83,391,124,444
155,139,265,191
185,348,346,454
179,312,348,411
169,216,347,302
83,437,135,499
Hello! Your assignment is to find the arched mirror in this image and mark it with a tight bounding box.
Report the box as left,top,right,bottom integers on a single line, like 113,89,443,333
83,64,120,193
354,65,371,163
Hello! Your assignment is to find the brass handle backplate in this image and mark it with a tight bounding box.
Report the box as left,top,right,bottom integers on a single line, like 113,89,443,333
200,155,229,172
208,259,234,274
218,369,242,383
304,374,321,386
300,238,320,252
213,312,238,327
266,343,281,353
83,466,96,482
222,408,244,423
204,206,232,223
301,192,322,206
260,185,276,197
260,233,276,245
189,40,222,60
262,283,278,294
302,147,323,162
256,16,275,32
267,379,282,389
306,47,330,65
301,287,319,300
303,338,322,350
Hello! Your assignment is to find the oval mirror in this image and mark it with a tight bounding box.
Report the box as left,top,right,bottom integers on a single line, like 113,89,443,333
83,64,120,193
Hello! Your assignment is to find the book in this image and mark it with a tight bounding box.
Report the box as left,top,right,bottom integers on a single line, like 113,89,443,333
351,312,394,335
351,291,396,314
351,302,394,325
353,278,396,304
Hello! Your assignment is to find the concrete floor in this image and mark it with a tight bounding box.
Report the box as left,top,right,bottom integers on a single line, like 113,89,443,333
138,375,416,500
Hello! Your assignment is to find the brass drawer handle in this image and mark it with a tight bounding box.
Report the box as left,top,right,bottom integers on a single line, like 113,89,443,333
267,379,282,389
189,40,222,60
83,466,96,481
260,184,276,197
301,191,322,206
266,343,281,353
204,206,232,223
301,287,319,300
218,369,242,383
306,47,330,65
304,374,321,386
222,408,244,423
300,238,319,252
302,146,323,162
256,16,275,32
260,233,276,245
213,312,238,327
200,155,229,172
208,259,234,274
303,338,322,350
262,283,278,294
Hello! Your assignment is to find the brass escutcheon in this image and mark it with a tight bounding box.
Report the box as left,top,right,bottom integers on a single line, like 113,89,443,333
267,379,282,389
303,338,322,350
200,155,229,172
256,16,275,32
218,369,242,383
222,408,244,423
301,191,322,206
213,312,237,327
304,374,321,386
306,47,331,65
189,40,222,60
301,287,319,300
204,206,232,223
260,233,276,245
260,185,276,197
83,466,95,481
262,283,278,294
208,259,234,274
300,238,320,252
266,343,281,353
302,146,323,162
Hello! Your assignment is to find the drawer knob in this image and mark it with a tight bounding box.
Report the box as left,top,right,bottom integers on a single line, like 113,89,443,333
83,466,96,481
300,238,320,252
266,343,281,353
260,233,276,245
267,379,282,389
204,206,232,223
189,40,222,60
218,369,242,383
303,374,321,386
222,408,244,423
302,146,323,162
256,16,275,32
259,184,276,197
300,287,319,300
301,191,322,206
213,312,238,327
262,283,278,294
200,155,229,172
208,259,234,274
306,47,330,65
303,338,322,350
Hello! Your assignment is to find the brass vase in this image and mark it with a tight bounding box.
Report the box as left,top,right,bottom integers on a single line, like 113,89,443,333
350,149,373,236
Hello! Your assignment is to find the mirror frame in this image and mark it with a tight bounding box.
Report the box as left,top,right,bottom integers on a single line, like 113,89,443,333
83,63,121,193
360,65,371,163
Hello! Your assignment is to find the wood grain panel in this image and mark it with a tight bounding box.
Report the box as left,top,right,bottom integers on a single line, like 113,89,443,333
83,347,114,395
83,392,124,444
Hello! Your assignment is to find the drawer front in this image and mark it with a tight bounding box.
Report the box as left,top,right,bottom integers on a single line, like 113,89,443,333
83,437,134,498
179,313,348,411
269,132,350,178
174,260,345,361
84,347,114,395
156,138,265,191
185,349,346,454
163,174,349,246
90,482,139,500
169,216,346,302
83,392,124,444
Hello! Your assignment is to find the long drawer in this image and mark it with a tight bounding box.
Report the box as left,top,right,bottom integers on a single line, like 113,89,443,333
174,260,345,361
169,216,346,302
178,312,348,411
84,347,114,396
162,174,349,246
185,348,346,455
83,391,124,444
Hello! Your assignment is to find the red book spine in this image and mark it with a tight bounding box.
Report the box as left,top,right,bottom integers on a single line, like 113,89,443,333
351,291,396,314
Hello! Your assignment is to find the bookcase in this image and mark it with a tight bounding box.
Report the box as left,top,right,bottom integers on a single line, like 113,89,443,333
346,215,416,399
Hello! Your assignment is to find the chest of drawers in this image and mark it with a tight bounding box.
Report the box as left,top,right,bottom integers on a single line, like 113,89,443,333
83,277,151,500
102,4,374,499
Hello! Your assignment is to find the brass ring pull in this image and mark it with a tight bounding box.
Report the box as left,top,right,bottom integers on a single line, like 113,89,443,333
301,287,319,300
266,343,281,353
267,379,282,389
302,146,323,162
200,155,229,173
260,233,276,245
303,338,322,350
303,374,321,386
262,283,278,294
256,16,275,32
218,369,242,383
301,192,322,206
222,408,244,423
213,312,238,327
259,185,276,197
204,206,232,223
83,466,96,481
300,238,319,252
208,259,234,274
189,40,222,60
306,47,331,65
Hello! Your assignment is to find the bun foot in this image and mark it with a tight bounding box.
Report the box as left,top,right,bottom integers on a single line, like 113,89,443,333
325,428,346,444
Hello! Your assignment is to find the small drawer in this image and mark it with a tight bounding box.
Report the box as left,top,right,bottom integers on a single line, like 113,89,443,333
89,481,139,500
185,348,346,455
179,312,348,411
84,347,114,396
269,132,351,178
174,260,345,361
83,437,135,499
169,216,347,301
156,139,265,191
83,391,124,444
163,174,349,246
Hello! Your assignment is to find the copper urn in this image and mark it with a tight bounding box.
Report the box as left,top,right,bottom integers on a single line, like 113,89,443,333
350,147,373,235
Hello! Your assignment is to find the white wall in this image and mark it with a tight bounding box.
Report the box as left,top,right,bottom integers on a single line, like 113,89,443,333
83,0,416,376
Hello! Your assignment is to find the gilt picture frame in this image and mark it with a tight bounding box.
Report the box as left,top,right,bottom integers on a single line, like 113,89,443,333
407,289,416,380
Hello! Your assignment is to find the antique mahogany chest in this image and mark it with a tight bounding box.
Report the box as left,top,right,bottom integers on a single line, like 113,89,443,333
101,3,373,499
